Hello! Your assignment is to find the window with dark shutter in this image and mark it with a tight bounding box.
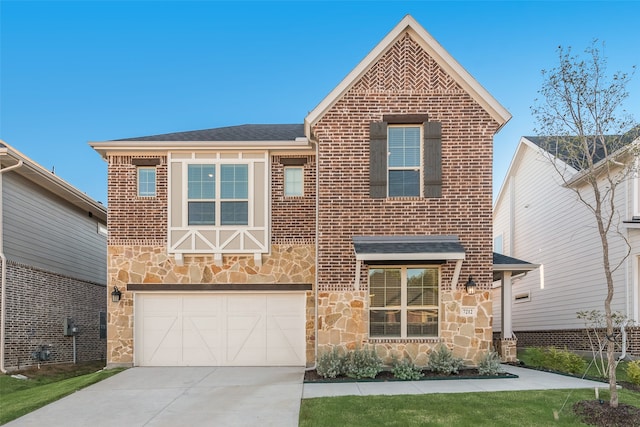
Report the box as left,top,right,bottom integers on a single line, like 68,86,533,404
369,118,442,198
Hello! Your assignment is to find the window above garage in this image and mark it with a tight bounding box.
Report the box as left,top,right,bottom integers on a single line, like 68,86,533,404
168,152,269,264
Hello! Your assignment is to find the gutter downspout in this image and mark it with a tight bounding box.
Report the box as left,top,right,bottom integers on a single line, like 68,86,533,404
0,159,23,373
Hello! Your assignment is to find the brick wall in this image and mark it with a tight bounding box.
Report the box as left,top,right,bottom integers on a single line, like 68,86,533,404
271,155,316,241
3,260,106,371
313,33,497,294
496,328,640,357
107,155,168,243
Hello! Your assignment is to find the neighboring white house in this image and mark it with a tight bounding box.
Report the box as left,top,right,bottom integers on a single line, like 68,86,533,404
493,133,640,355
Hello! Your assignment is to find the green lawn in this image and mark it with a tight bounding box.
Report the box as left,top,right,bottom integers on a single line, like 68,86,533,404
300,388,640,426
0,362,123,425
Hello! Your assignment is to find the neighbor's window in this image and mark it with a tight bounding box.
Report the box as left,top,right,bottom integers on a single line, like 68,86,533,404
388,126,421,197
369,266,439,338
137,167,156,197
187,163,249,226
284,166,303,196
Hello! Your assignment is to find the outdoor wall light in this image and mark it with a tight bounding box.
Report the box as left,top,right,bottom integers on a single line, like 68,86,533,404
111,286,122,303
465,276,477,295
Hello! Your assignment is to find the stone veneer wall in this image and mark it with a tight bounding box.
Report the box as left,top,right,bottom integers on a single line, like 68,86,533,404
107,242,315,366
3,261,106,371
318,290,492,366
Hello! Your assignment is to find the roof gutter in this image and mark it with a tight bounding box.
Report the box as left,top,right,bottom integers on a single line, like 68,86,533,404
0,158,24,373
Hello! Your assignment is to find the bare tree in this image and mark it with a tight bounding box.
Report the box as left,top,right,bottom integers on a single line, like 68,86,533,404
532,41,638,408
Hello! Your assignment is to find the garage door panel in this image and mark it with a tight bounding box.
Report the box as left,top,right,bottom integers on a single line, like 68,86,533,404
136,293,305,366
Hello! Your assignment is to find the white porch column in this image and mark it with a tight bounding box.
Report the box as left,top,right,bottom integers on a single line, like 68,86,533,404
501,271,513,339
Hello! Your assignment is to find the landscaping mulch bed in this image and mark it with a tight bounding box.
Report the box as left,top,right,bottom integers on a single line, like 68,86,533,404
304,368,516,383
574,400,640,427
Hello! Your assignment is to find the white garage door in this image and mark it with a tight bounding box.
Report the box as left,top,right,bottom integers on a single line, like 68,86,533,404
134,293,306,366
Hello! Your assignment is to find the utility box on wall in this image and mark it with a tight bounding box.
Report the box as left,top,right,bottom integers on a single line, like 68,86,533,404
63,318,79,336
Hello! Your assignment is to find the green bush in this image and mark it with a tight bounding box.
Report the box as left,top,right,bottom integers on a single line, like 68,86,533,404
316,347,344,379
522,346,587,375
427,345,464,375
625,360,640,385
343,346,383,379
477,351,504,376
391,357,424,380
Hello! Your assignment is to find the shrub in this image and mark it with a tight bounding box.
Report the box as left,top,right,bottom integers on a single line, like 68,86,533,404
625,360,640,385
427,345,464,375
316,347,344,379
391,357,424,380
522,346,587,375
477,351,504,376
343,346,383,379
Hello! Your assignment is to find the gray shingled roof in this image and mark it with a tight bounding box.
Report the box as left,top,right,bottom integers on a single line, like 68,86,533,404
526,126,639,171
115,124,304,142
352,236,465,257
493,252,538,281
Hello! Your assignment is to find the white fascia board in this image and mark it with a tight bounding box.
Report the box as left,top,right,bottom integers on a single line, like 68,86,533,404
355,252,465,261
0,140,107,220
90,139,313,158
493,263,540,272
304,14,511,137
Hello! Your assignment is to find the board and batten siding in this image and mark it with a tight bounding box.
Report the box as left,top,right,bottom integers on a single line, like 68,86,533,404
3,172,107,285
493,141,628,333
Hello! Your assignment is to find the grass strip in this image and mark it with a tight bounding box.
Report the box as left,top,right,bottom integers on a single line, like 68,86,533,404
0,369,122,425
300,388,640,427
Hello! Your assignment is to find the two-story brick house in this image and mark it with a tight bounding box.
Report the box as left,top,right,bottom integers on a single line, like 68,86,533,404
91,15,511,368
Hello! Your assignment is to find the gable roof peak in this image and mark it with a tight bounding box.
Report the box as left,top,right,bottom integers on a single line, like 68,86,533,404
304,14,511,137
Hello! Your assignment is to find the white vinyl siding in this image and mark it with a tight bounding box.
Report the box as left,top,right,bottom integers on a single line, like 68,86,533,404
493,140,629,333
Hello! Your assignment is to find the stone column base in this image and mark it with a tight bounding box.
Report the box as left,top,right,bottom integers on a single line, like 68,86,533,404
498,338,518,363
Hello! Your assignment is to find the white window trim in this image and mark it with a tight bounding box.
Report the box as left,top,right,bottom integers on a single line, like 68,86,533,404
137,166,157,197
284,166,304,197
369,265,440,339
387,124,423,198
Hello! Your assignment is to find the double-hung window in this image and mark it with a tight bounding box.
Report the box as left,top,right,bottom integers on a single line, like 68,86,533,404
137,167,156,197
370,118,442,199
187,163,248,226
284,166,303,197
388,126,421,197
369,266,439,338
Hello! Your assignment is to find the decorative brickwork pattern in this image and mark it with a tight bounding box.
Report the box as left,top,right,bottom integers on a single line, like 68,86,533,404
311,32,497,364
106,244,315,365
3,261,106,371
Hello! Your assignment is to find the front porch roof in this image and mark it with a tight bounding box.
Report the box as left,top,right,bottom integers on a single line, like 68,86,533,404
493,252,539,281
352,235,465,261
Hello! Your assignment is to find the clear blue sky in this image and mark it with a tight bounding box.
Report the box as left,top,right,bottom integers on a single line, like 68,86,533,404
1,1,639,205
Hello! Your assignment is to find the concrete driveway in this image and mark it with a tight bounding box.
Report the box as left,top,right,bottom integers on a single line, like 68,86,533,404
6,366,305,427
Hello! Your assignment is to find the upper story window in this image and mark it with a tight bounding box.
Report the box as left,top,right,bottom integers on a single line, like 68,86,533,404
137,167,156,197
369,266,439,338
284,166,303,196
168,152,269,258
388,126,421,197
370,116,442,199
187,163,248,226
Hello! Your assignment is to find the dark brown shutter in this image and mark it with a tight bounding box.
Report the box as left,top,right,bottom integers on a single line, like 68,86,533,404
369,122,388,198
423,121,442,198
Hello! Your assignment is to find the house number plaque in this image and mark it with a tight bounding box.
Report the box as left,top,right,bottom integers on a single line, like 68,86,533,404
460,307,477,317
